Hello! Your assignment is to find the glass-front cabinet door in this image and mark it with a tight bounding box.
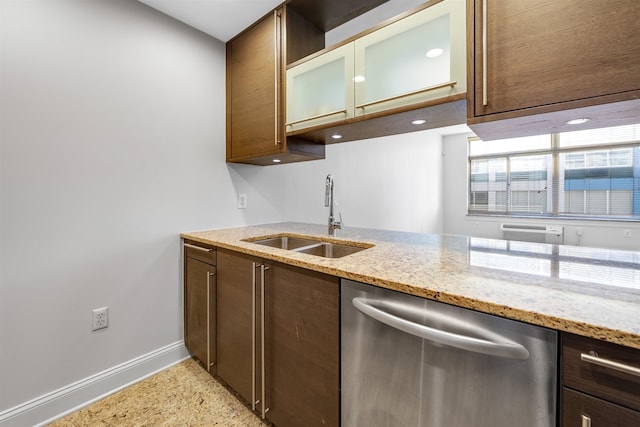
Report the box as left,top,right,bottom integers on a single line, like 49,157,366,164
286,44,355,133
354,0,466,117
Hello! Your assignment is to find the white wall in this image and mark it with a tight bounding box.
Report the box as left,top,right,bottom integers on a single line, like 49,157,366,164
0,0,452,418
281,129,447,234
0,0,287,414
442,133,640,251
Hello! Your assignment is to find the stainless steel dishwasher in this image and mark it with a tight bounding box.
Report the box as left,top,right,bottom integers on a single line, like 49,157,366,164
341,279,558,427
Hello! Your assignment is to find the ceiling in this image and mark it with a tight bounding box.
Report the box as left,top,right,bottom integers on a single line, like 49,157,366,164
138,0,283,42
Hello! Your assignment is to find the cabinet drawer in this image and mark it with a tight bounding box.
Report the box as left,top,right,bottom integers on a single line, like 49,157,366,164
184,240,216,265
562,388,640,427
562,333,640,411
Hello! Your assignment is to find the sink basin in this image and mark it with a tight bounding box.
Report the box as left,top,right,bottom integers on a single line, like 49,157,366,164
243,234,372,259
295,242,367,258
245,236,320,250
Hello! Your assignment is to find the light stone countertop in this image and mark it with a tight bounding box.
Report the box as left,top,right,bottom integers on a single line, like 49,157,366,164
181,222,640,350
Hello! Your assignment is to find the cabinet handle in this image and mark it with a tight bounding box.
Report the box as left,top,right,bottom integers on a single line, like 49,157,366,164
581,414,591,427
355,81,457,110
285,109,348,127
581,351,640,377
251,262,257,411
260,264,269,419
184,243,213,253
482,0,488,106
206,271,215,371
274,10,281,146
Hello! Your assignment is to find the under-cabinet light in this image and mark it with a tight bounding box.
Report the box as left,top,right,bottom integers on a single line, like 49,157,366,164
411,119,427,125
566,118,590,125
426,48,443,58
272,159,281,163
331,134,343,140
353,75,366,83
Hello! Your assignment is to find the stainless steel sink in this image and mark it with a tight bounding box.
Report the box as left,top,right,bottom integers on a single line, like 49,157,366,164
245,236,320,250
243,234,372,259
295,242,367,258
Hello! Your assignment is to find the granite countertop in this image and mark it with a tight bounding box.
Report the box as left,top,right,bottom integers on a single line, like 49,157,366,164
181,222,640,350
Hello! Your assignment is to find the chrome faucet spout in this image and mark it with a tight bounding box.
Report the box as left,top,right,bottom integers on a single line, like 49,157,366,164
325,174,342,236
325,174,333,209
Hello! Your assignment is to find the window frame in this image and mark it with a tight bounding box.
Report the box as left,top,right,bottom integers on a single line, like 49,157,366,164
467,133,640,221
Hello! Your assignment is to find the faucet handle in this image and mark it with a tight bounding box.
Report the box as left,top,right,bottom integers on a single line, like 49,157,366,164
338,212,343,228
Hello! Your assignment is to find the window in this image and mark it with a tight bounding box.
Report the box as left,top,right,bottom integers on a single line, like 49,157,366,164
468,124,640,220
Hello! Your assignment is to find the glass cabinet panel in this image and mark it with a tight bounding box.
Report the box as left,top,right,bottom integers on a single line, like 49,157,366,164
354,0,465,116
286,44,354,132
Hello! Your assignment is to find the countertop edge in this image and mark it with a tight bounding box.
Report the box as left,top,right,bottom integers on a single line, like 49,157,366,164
181,228,640,350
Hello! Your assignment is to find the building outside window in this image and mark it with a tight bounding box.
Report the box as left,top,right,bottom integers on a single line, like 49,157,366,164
468,124,640,220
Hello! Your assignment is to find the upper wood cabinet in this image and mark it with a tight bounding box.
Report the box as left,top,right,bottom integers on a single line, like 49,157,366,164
226,6,325,165
468,0,640,141
285,0,467,142
286,44,355,132
353,0,466,117
226,0,389,165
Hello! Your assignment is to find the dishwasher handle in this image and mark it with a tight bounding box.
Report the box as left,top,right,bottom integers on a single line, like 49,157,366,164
352,297,530,360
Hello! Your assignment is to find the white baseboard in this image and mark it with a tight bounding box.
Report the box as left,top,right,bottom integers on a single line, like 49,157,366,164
0,341,190,427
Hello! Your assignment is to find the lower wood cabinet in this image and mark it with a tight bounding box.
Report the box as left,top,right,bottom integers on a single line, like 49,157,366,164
216,249,255,402
216,248,340,427
183,241,216,373
185,243,640,427
562,388,640,427
561,333,640,426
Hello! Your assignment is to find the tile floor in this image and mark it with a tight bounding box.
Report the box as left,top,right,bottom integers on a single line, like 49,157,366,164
47,358,264,426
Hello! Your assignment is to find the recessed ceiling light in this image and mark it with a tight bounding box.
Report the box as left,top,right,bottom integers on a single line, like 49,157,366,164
426,48,443,58
353,75,366,83
566,118,590,125
411,119,426,125
272,159,281,163
331,134,343,140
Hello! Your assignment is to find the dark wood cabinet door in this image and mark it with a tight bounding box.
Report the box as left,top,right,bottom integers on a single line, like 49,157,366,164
265,262,340,427
216,249,258,405
562,388,640,427
226,9,283,161
562,333,640,412
472,0,640,118
184,257,215,372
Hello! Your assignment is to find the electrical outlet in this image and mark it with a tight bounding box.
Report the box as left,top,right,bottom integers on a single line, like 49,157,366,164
238,193,247,209
623,229,632,238
92,307,109,331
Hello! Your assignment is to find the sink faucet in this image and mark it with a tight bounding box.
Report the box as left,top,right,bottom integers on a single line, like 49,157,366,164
325,174,342,236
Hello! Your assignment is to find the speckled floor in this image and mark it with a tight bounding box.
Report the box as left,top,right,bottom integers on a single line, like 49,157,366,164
48,358,265,427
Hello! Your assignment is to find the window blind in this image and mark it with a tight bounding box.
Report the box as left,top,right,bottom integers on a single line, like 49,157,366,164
468,124,640,220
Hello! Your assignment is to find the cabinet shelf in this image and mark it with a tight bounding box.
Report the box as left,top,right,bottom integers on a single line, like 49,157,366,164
287,94,466,144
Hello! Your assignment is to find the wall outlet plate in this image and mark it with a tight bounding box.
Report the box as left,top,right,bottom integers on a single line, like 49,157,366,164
238,193,247,209
92,307,109,331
